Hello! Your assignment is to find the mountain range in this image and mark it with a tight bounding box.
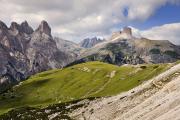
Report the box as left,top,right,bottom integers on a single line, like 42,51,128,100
69,27,180,66
0,20,179,93
80,37,105,48
0,20,180,120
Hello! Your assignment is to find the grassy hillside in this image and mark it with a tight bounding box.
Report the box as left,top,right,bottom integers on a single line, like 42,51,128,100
0,61,171,114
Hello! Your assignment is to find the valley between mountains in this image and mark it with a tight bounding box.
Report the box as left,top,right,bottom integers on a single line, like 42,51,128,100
0,20,180,120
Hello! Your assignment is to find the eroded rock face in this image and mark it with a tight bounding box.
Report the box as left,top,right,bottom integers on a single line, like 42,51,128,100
20,21,34,34
36,20,51,36
0,20,73,93
27,30,69,74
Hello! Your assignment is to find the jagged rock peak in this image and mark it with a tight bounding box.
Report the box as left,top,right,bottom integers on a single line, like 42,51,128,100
10,22,21,31
20,21,34,34
121,27,132,35
0,20,8,30
80,37,104,48
36,20,51,35
21,20,28,26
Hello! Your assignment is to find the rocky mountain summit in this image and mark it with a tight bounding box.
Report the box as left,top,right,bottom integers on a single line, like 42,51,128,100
111,27,133,40
0,20,73,93
80,37,105,48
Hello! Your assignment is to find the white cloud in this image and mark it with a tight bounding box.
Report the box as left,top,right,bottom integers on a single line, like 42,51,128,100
0,0,179,42
128,23,180,45
127,0,167,21
140,23,180,45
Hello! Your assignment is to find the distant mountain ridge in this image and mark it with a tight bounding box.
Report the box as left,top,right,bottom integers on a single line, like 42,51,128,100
68,27,180,66
0,21,179,93
79,37,105,48
54,37,84,57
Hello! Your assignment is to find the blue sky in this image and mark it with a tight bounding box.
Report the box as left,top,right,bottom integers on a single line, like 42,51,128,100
130,3,180,30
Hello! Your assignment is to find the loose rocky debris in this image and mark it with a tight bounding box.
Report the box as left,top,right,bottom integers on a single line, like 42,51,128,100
0,97,97,120
78,67,91,72
106,71,116,78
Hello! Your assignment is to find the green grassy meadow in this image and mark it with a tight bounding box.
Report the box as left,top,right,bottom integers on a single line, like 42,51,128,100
0,61,171,115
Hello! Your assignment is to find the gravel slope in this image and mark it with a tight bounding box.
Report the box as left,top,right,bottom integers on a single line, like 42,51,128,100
70,63,180,120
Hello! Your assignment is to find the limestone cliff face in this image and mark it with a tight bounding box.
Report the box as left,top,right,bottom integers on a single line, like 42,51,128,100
0,20,73,93
26,20,69,74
